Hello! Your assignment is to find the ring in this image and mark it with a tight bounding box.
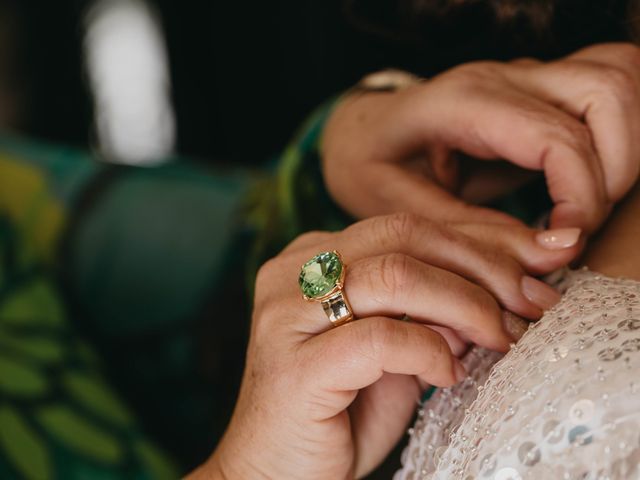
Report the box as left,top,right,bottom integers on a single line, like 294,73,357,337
298,251,354,327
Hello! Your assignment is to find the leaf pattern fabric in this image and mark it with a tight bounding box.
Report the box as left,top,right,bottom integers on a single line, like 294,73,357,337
0,136,178,479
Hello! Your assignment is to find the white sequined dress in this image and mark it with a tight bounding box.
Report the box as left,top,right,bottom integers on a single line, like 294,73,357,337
395,269,640,480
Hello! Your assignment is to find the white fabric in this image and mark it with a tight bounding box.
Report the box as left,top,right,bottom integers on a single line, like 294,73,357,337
396,269,640,480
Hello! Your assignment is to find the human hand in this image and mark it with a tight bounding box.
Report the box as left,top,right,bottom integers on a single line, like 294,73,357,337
322,43,640,234
189,214,580,479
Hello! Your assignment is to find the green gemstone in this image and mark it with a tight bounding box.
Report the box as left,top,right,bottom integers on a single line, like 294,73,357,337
299,251,343,299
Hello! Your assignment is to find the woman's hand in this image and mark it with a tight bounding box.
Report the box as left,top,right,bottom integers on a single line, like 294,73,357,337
322,42,640,234
189,214,580,479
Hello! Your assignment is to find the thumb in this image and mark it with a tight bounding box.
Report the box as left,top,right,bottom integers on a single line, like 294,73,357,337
549,199,613,234
302,317,464,419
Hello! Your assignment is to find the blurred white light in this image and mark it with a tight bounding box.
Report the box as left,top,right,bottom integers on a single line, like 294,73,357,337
84,0,175,165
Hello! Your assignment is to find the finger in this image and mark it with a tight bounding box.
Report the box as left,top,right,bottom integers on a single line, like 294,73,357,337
450,222,582,275
303,316,464,400
427,324,469,357
508,55,640,205
277,250,512,348
344,253,512,350
419,86,609,232
350,373,421,478
333,213,562,318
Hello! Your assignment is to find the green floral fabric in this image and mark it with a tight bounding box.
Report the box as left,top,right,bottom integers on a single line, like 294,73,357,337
0,140,178,479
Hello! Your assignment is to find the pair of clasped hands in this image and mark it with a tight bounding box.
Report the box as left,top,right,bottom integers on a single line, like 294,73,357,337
190,43,640,479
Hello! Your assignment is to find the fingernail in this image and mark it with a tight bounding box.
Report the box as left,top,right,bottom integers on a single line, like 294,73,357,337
453,359,467,383
535,228,581,250
521,276,561,311
502,311,529,341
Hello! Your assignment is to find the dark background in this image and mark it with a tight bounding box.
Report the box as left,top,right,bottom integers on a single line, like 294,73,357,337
6,0,409,166
9,0,631,167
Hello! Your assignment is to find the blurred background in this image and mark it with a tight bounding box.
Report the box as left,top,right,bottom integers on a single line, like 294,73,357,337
0,1,633,478
0,0,416,167
2,0,628,164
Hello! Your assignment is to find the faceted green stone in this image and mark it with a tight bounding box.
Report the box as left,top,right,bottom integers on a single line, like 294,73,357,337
299,251,343,299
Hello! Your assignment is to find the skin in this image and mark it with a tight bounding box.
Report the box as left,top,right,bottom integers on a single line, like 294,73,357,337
188,215,580,479
188,42,640,480
583,182,640,280
322,43,640,234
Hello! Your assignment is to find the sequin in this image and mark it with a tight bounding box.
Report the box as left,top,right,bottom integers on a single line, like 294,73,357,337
547,346,569,362
570,337,594,351
481,454,497,476
494,467,522,480
569,399,595,424
593,328,619,342
568,425,593,445
598,347,623,361
622,338,640,352
542,419,564,444
618,318,640,331
396,269,640,480
517,441,541,466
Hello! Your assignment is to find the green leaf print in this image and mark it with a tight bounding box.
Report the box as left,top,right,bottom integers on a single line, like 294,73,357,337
36,405,123,464
0,331,65,364
0,279,65,328
0,355,48,396
63,371,133,427
134,440,179,480
0,405,52,480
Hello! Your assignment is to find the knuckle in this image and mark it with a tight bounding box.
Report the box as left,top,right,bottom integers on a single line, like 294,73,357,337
299,230,329,244
613,43,640,67
382,212,423,246
463,281,501,323
431,221,467,248
253,258,291,324
549,120,592,153
561,120,592,146
447,61,504,86
285,230,330,252
255,258,279,293
361,318,390,362
479,244,520,280
377,253,415,299
510,56,540,68
596,66,637,102
366,318,403,361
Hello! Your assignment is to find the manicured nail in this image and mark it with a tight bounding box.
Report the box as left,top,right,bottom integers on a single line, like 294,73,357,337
535,228,581,250
502,311,529,341
521,276,561,311
453,359,467,383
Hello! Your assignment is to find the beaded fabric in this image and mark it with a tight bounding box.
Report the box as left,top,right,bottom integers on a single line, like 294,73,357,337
395,269,640,480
